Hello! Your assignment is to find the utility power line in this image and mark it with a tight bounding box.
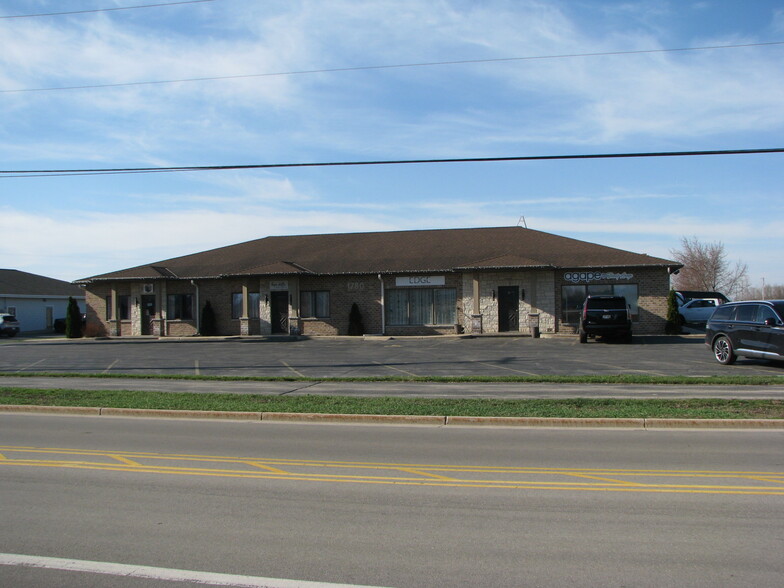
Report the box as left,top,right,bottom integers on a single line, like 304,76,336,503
0,0,218,19
1,147,782,179
2,40,782,94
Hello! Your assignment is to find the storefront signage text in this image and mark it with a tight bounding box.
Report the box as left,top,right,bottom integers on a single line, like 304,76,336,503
395,276,446,287
564,271,633,284
270,280,288,291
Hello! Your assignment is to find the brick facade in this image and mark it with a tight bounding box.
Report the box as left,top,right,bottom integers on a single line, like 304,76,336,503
83,266,673,338
555,267,671,335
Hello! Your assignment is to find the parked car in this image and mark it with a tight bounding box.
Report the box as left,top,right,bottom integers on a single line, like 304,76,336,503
53,314,86,334
0,313,20,337
679,298,722,325
578,295,632,343
705,300,784,364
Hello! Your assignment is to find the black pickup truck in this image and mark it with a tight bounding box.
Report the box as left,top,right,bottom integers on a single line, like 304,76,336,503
578,295,633,343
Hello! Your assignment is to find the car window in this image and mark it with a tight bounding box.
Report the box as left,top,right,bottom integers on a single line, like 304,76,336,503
735,305,758,322
758,306,779,325
772,302,784,318
710,305,735,321
586,297,626,309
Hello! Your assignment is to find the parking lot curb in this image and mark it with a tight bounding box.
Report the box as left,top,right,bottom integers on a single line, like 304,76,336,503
2,405,783,428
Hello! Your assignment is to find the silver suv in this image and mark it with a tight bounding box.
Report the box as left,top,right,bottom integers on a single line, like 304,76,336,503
0,313,20,337
705,300,784,364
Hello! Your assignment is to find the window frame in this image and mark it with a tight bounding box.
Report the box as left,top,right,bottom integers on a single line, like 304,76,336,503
300,290,330,319
386,287,457,326
167,294,194,321
118,295,131,320
561,284,639,324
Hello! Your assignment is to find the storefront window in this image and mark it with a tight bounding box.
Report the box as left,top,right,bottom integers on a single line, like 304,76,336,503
561,284,639,324
231,293,243,319
118,295,131,320
387,288,456,325
167,294,193,320
232,292,261,319
301,291,330,318
248,293,260,319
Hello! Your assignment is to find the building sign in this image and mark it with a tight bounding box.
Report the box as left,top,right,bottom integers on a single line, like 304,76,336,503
395,276,446,287
564,271,633,284
270,280,288,291
347,281,366,291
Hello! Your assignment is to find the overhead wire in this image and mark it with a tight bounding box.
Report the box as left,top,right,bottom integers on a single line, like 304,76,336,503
1,41,783,94
0,0,218,19
1,148,782,178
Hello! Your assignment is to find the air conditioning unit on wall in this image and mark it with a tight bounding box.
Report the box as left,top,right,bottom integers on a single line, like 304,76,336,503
142,283,154,294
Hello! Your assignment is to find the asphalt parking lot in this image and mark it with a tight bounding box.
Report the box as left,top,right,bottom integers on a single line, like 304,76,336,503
1,334,783,379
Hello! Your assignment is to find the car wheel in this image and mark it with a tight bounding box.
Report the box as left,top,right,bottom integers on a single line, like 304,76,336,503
713,336,736,365
579,331,587,344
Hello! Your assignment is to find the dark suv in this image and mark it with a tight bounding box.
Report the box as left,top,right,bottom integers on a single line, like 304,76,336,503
578,295,632,343
705,300,784,364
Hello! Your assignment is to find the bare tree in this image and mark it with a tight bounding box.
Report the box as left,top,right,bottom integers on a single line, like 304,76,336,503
739,283,784,300
670,236,748,299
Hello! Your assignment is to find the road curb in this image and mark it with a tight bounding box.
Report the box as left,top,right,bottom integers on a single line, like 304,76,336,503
2,405,784,428
445,416,647,427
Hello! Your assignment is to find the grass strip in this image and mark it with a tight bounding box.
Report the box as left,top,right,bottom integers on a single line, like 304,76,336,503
0,372,782,385
1,387,783,419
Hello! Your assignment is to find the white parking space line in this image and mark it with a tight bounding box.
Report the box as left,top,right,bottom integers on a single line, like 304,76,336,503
372,360,419,377
103,360,119,374
195,359,201,376
0,553,386,588
15,359,46,373
280,360,306,377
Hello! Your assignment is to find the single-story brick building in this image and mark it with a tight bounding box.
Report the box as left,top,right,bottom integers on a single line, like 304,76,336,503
75,226,681,338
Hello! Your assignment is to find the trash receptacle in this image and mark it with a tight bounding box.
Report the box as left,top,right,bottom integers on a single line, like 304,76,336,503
527,313,540,338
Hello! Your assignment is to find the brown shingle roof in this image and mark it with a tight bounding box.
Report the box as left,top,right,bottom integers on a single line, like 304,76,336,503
0,269,84,297
77,227,679,282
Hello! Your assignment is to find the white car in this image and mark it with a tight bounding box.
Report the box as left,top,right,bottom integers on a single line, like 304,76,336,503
0,313,20,337
679,298,722,324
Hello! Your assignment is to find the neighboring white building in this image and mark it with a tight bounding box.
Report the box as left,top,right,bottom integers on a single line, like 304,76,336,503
0,269,85,333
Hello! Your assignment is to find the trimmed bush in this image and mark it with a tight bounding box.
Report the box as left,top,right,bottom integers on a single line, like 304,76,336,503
348,303,365,336
64,296,83,338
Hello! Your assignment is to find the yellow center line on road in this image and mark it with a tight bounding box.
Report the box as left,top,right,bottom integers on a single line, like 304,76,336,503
2,446,784,496
395,468,458,481
743,476,784,485
558,473,645,486
109,455,142,467
245,461,291,474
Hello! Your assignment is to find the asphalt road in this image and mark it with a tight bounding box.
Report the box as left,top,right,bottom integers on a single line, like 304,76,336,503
2,414,783,587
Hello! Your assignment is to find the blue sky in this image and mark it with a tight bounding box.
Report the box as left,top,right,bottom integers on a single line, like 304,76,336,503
1,0,782,289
